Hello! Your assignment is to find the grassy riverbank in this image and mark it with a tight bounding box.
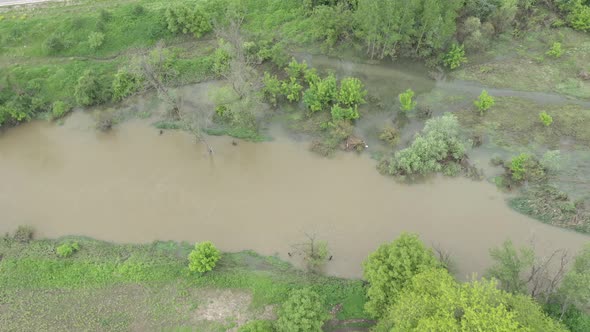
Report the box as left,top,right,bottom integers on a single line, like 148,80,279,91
0,234,369,331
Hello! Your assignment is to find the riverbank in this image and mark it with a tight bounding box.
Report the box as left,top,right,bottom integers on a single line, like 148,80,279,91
0,233,369,331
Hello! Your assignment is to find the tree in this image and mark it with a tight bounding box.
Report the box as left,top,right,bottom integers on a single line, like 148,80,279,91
291,234,331,273
486,240,535,294
303,73,337,112
188,241,221,274
165,4,212,38
337,77,366,108
331,104,359,121
74,70,103,106
276,288,328,332
363,233,439,318
398,88,417,112
474,89,495,115
557,244,590,318
444,44,467,69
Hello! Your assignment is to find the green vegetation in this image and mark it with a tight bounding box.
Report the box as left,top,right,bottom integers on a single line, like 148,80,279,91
540,111,554,126
444,44,467,69
398,88,417,112
474,89,495,115
547,42,565,58
188,241,221,274
56,241,80,258
276,288,328,332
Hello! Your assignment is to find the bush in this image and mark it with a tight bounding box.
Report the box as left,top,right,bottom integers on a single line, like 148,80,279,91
56,242,80,258
363,233,439,319
310,3,354,51
568,3,590,32
262,72,282,107
383,114,469,177
285,58,308,82
99,9,112,22
546,42,564,58
165,4,212,38
398,88,416,112
337,77,366,108
276,289,328,332
112,68,142,102
51,100,71,119
539,111,553,126
379,126,399,146
238,320,274,332
330,104,359,121
13,225,34,243
75,70,104,106
281,77,303,102
132,4,145,16
212,43,231,77
507,153,545,182
44,33,65,53
303,73,337,112
88,32,105,50
474,89,495,115
443,44,467,69
188,241,221,274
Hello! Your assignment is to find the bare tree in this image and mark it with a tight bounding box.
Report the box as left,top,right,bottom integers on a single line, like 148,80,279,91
290,233,330,273
525,244,570,302
432,243,456,274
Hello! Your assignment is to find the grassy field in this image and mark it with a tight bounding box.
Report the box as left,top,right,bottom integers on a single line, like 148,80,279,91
0,234,370,331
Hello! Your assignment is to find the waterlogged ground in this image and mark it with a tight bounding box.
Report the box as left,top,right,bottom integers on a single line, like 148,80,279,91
1,111,588,279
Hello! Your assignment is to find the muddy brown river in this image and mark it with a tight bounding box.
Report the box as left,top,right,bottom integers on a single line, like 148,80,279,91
0,112,588,279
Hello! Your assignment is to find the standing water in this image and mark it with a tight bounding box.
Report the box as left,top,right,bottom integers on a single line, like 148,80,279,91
0,112,588,279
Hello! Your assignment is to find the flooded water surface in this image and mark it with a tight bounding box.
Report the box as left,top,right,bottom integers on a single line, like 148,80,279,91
1,112,588,279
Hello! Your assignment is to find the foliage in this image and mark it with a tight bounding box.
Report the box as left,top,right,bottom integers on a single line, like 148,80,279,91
212,43,231,77
238,320,275,332
276,289,328,332
486,240,534,294
539,111,553,126
377,268,567,331
363,233,439,319
330,104,359,121
44,33,66,53
337,77,366,108
444,44,468,69
281,77,303,102
379,126,399,146
262,72,282,107
88,32,105,50
474,89,495,115
398,88,417,112
310,3,354,51
188,241,221,274
382,114,469,177
13,225,34,243
540,150,561,173
558,244,590,313
112,68,142,102
508,153,540,182
51,100,70,119
56,242,80,258
165,4,212,38
546,42,564,58
299,237,330,273
285,58,308,82
303,73,338,112
74,70,106,106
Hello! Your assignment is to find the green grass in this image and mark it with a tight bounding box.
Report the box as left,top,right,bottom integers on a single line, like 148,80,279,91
0,235,369,331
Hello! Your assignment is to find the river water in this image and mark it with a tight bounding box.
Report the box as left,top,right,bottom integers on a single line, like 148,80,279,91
0,111,588,279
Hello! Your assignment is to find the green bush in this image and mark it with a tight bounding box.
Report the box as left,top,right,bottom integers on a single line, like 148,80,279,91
508,153,546,182
330,104,359,121
546,42,564,58
165,4,212,38
44,33,65,53
56,242,80,258
51,100,71,119
383,114,469,177
303,73,337,112
112,68,142,102
539,111,553,126
443,44,467,69
74,70,104,106
398,88,416,112
276,288,328,332
99,9,112,22
262,72,282,107
88,32,105,50
188,241,221,274
568,3,590,32
285,58,308,82
337,77,366,108
238,320,275,332
281,77,303,102
212,43,231,77
363,233,438,319
474,89,495,115
310,3,354,51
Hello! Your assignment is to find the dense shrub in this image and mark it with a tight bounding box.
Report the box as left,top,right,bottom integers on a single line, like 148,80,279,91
188,241,221,274
539,111,553,126
474,89,495,115
337,77,366,108
44,33,65,53
56,242,80,258
276,289,328,332
112,68,142,102
212,43,231,77
382,114,469,177
238,320,274,332
165,5,212,38
303,73,337,112
330,104,359,121
443,44,467,69
363,233,438,319
398,88,416,112
74,70,104,106
281,78,303,102
261,72,282,107
310,3,354,51
285,58,308,82
88,32,105,50
508,153,546,182
51,100,71,119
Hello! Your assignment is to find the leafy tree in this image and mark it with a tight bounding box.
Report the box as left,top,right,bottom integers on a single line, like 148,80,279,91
56,242,80,258
276,289,328,332
112,68,142,102
539,111,553,126
330,104,359,121
363,233,439,319
165,4,212,38
383,114,469,177
474,89,495,115
51,100,71,119
285,58,308,82
88,32,105,50
188,241,221,274
486,240,534,294
262,72,282,107
303,73,337,112
310,3,354,51
74,70,103,106
281,77,303,102
444,44,467,69
557,244,590,317
398,88,417,112
337,77,366,108
212,42,232,77
509,153,536,182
